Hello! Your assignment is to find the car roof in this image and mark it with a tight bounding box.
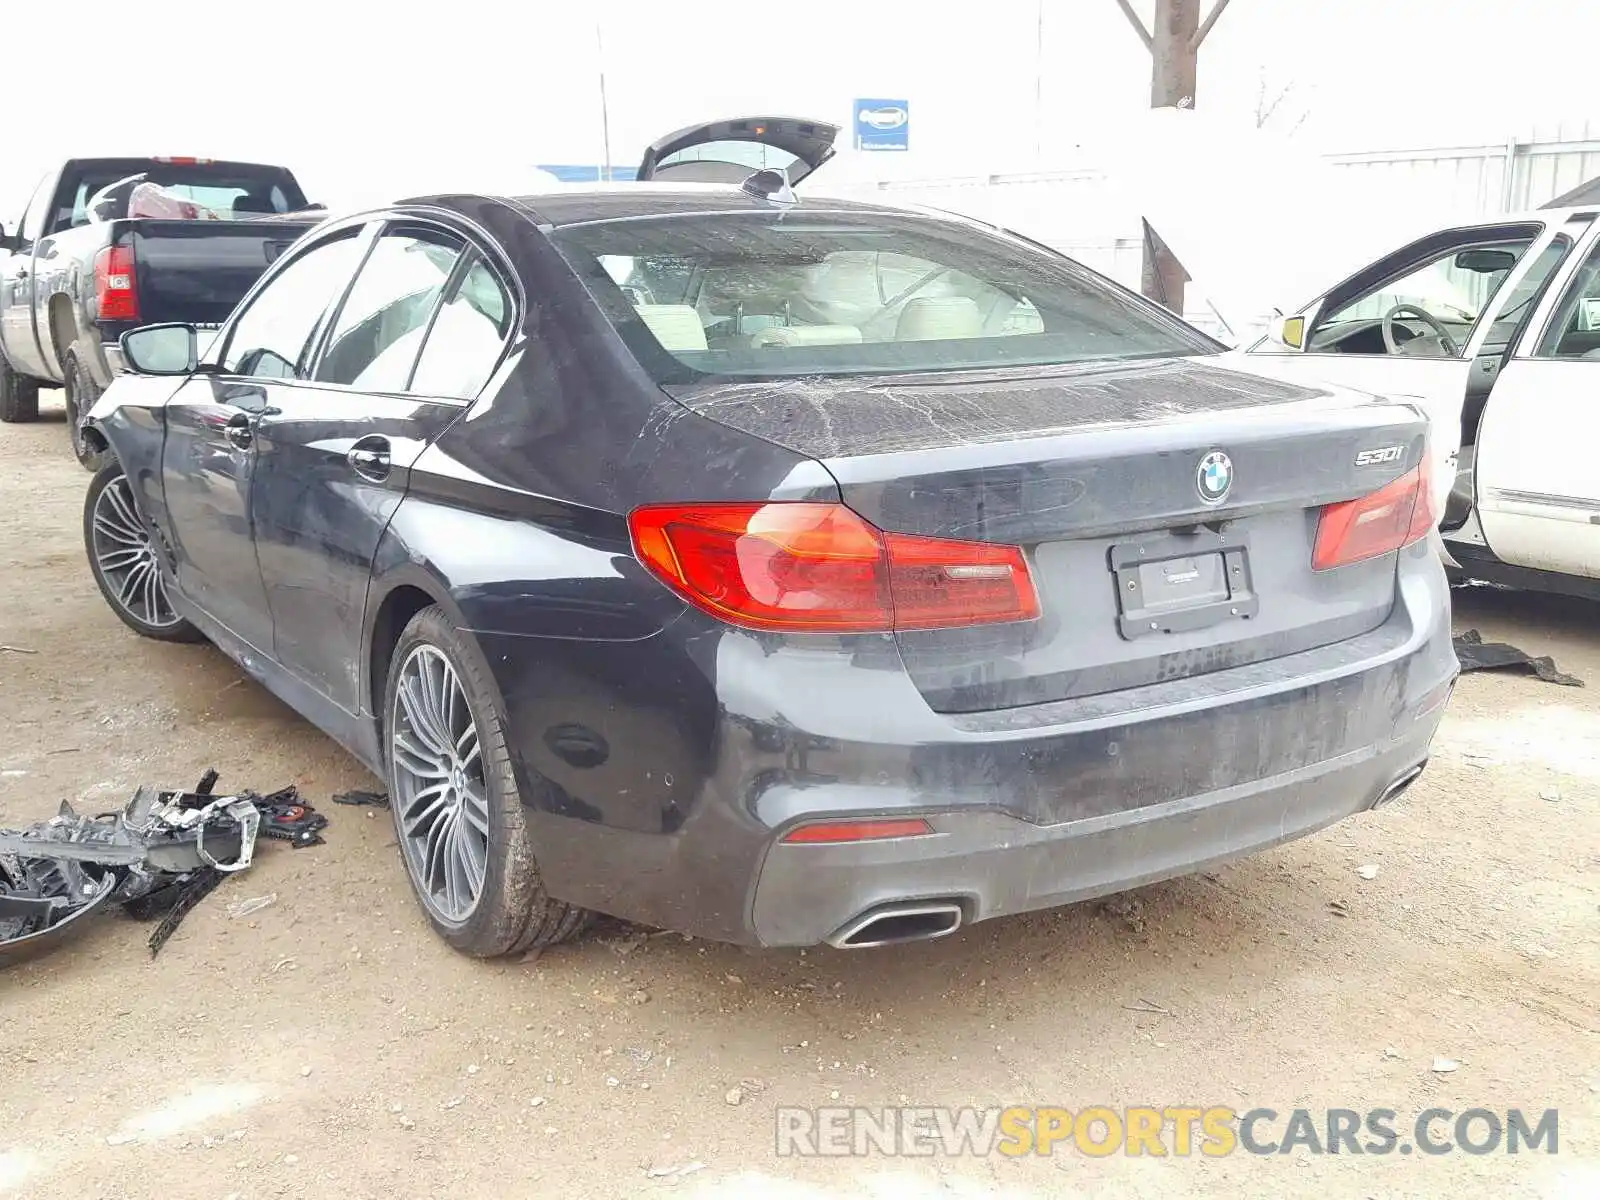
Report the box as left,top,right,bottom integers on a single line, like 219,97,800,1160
1496,205,1600,224
512,183,922,227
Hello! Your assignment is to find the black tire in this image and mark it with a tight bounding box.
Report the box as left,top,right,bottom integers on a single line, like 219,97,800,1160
83,460,204,643
384,605,589,957
0,349,40,423
63,344,106,471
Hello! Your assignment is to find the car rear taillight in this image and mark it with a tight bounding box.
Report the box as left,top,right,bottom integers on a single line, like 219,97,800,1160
94,246,139,321
1312,459,1435,571
628,501,1040,633
781,817,934,844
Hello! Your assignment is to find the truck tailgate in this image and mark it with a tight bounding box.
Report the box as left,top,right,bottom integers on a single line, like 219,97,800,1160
123,217,318,329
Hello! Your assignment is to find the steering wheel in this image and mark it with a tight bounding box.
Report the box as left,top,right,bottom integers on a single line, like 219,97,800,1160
1382,303,1458,356
620,283,657,306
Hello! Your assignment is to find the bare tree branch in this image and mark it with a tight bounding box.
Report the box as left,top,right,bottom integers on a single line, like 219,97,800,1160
1189,0,1233,51
1254,71,1311,133
1113,0,1153,51
1254,75,1288,128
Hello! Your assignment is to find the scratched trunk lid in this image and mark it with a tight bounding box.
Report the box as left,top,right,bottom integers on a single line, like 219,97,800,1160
669,355,1427,712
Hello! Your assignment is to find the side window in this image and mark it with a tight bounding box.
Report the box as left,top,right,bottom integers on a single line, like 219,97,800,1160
1534,240,1600,360
313,227,465,391
1311,240,1532,358
222,230,364,379
1481,236,1573,349
409,256,514,399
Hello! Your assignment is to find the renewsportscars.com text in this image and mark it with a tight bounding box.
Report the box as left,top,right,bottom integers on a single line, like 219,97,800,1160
775,1106,1560,1158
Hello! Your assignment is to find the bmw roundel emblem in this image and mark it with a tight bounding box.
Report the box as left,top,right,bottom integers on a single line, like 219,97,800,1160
1196,450,1233,504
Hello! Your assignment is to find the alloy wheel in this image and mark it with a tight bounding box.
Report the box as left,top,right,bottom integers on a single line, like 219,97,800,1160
90,475,180,628
391,645,491,924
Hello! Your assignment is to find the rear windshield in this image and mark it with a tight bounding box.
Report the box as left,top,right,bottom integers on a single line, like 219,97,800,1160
551,209,1218,382
55,162,307,231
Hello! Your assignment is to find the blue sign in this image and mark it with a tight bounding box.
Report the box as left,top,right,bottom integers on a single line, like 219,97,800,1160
853,100,909,151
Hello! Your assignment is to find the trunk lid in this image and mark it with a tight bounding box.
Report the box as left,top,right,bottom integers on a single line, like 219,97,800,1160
669,356,1427,712
635,116,839,185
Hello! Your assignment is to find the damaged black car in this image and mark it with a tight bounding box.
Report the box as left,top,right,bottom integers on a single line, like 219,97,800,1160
80,118,1456,958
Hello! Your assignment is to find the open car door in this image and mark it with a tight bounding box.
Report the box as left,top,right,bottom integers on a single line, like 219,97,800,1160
1471,215,1600,582
1232,219,1579,522
636,117,838,185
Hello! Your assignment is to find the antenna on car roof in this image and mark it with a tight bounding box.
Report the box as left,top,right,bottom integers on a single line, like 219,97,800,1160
740,169,798,208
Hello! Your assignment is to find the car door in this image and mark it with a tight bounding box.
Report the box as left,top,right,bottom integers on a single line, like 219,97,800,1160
635,116,839,184
1475,221,1600,579
160,223,371,652
0,173,58,378
248,219,517,713
1235,219,1567,519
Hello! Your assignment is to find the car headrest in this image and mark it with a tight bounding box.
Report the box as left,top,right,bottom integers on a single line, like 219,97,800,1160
896,296,983,341
634,304,708,353
748,325,864,348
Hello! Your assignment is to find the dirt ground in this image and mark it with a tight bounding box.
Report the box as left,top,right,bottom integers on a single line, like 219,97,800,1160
1,396,1595,1200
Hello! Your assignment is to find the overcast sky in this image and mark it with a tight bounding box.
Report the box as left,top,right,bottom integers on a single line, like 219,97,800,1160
6,0,1598,214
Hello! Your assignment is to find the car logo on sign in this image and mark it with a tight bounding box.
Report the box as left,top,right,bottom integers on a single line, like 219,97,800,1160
858,105,908,130
1197,450,1233,504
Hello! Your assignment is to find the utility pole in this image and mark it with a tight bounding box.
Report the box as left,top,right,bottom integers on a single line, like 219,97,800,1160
1114,0,1233,314
1034,0,1045,158
596,21,613,183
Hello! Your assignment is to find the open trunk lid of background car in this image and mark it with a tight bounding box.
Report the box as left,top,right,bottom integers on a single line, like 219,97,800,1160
668,357,1428,712
635,116,839,185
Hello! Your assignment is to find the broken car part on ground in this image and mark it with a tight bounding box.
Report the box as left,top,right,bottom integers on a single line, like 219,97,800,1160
1452,629,1584,687
0,771,327,966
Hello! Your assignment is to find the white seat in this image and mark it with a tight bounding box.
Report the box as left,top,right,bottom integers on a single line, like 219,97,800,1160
635,304,708,353
896,296,983,341
796,252,884,325
749,325,863,348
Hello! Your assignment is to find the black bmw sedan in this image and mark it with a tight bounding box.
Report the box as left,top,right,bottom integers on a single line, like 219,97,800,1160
82,119,1456,956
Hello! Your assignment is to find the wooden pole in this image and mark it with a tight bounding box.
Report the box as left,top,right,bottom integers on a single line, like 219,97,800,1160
1113,0,1233,315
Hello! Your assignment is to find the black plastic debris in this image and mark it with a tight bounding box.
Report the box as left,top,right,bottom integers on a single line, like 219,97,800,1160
332,788,389,810
0,771,327,966
0,857,120,967
146,867,226,957
256,786,331,847
1454,630,1583,688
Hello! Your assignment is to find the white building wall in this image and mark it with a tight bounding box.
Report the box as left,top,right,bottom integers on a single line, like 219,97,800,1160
842,131,1600,342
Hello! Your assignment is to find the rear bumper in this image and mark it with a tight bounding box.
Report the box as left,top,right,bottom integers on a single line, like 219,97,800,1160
750,721,1438,945
489,542,1456,947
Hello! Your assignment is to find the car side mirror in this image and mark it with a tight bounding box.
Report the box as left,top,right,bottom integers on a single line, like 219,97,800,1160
0,223,16,253
1265,313,1309,352
121,323,198,375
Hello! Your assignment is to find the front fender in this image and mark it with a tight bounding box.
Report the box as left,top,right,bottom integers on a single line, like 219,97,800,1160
85,374,184,530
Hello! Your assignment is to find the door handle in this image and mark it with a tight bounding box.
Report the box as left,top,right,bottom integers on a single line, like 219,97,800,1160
224,412,254,448
347,435,391,481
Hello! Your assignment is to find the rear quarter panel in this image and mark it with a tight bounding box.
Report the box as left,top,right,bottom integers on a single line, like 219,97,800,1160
29,222,111,382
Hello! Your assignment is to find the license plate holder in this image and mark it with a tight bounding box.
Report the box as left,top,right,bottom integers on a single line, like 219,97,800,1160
1110,532,1258,640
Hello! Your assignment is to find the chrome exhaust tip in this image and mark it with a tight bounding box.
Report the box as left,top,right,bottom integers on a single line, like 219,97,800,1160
826,902,964,950
1371,763,1427,810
